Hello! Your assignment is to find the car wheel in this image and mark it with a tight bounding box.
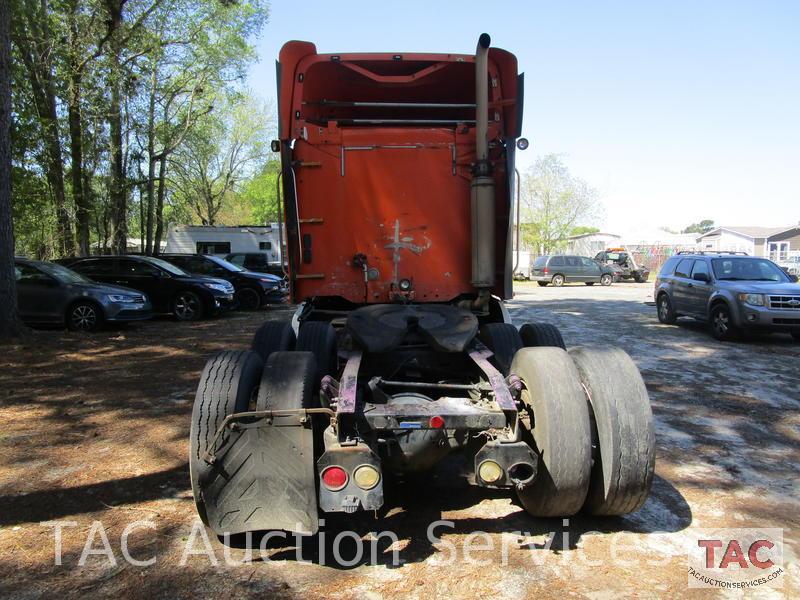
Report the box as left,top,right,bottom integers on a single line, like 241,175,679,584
67,301,103,332
656,293,677,325
537,281,548,287
600,274,612,286
585,282,595,286
551,274,565,287
710,303,739,341
173,291,204,321
511,348,591,517
237,287,262,311
569,347,655,515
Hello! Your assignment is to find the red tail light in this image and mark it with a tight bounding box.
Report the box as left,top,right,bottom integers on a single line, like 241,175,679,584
321,466,348,491
429,415,445,429
543,267,549,274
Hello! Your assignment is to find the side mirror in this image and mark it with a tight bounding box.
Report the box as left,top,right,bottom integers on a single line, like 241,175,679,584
271,140,281,153
516,138,529,151
789,274,798,283
693,272,710,283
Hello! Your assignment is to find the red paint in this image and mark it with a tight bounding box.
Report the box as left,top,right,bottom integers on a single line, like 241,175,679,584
277,41,522,305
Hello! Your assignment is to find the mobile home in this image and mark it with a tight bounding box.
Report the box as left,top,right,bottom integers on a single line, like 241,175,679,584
164,224,282,264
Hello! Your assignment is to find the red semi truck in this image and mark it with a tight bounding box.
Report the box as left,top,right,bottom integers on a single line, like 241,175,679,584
189,35,655,537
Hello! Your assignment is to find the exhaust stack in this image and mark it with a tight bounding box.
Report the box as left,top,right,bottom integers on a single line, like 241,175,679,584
471,33,496,290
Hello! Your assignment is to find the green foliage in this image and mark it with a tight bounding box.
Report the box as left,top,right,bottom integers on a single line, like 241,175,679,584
682,219,715,234
9,0,270,256
242,159,281,224
570,225,600,236
519,155,603,254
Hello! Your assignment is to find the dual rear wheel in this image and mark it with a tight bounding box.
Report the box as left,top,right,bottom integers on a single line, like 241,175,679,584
481,322,655,516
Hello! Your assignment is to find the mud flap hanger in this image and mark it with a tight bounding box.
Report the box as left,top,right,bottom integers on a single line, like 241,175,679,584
201,407,336,465
468,341,521,438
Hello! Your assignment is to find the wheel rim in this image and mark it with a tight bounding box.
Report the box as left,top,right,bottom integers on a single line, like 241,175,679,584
175,294,199,319
239,288,260,310
658,297,669,320
714,309,729,335
601,275,611,285
553,276,564,286
72,305,97,330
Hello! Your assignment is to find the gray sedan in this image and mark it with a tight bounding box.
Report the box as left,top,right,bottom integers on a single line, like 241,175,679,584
15,258,153,331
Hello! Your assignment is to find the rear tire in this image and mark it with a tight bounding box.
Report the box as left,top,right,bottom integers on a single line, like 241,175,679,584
296,321,338,386
600,274,613,286
585,282,595,286
519,322,566,350
189,350,263,525
551,274,565,287
251,321,296,361
511,348,591,517
67,301,103,332
569,346,655,515
479,323,523,375
256,351,318,410
537,281,548,287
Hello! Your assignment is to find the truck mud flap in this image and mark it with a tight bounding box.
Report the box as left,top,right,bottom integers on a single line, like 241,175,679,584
198,415,318,536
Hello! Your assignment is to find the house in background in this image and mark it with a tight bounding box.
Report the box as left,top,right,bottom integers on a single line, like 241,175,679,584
696,225,800,260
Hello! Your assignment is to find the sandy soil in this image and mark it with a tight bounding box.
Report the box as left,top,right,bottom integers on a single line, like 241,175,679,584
1,284,798,598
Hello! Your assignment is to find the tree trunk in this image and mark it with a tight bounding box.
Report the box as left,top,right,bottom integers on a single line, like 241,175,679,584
153,153,167,255
0,0,25,337
68,4,89,256
106,0,126,254
144,63,157,254
40,0,73,255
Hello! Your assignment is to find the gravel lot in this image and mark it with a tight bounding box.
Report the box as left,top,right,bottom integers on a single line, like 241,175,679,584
1,283,798,598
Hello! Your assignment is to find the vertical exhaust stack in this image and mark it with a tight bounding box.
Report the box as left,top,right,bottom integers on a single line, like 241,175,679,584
471,33,496,293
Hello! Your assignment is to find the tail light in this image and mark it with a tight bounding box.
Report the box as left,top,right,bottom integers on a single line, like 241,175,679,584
353,465,381,490
543,267,549,274
429,415,445,429
321,466,348,491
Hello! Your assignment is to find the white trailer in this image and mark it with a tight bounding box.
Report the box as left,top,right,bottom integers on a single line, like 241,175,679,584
512,250,532,279
164,224,282,264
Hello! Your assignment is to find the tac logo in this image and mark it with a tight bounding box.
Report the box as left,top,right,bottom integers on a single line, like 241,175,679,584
687,528,784,589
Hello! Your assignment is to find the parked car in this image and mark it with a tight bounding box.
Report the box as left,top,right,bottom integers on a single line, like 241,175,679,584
654,252,800,341
595,248,650,282
14,258,153,331
224,252,284,277
531,255,616,287
63,255,236,321
160,253,287,310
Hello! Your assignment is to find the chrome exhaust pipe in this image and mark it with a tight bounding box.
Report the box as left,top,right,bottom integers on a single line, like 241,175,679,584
471,33,496,291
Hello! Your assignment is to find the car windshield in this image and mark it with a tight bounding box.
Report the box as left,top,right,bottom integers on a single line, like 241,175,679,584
144,256,189,276
37,261,92,284
205,255,244,272
711,258,789,282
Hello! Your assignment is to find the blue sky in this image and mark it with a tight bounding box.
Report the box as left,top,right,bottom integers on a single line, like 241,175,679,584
247,1,799,233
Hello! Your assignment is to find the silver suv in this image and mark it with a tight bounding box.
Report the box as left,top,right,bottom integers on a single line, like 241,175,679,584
654,252,800,341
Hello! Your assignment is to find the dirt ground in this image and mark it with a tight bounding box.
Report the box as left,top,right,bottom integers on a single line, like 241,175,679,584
1,283,798,598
